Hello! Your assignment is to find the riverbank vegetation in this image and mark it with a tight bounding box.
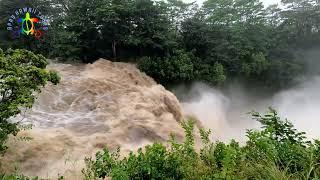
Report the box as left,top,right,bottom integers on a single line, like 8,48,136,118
0,48,59,165
1,0,320,88
1,0,320,179
84,109,320,180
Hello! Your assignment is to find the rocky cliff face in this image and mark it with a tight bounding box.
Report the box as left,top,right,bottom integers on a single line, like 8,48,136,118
1,59,184,178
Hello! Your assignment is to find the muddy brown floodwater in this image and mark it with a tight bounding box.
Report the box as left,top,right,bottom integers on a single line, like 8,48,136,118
3,58,320,179
1,59,185,179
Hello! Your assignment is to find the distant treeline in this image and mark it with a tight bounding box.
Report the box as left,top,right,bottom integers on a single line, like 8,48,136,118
0,0,320,88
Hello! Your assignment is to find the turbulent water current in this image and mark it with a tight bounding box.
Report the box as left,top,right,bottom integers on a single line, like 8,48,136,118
1,59,184,178
2,59,320,179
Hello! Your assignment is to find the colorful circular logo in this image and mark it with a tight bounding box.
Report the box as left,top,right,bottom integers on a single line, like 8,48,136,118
7,7,48,39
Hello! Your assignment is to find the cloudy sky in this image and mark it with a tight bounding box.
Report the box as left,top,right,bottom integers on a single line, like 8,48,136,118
183,0,281,7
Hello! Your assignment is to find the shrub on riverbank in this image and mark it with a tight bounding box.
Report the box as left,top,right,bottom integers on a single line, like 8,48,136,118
84,108,320,180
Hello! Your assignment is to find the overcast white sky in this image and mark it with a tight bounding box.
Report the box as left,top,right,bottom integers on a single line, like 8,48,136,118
183,0,281,7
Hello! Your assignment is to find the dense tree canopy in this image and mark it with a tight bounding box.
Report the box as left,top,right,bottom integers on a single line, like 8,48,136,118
0,0,319,87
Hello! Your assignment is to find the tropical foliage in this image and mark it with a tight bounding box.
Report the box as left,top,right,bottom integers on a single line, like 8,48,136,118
0,0,319,87
84,109,320,180
0,48,59,155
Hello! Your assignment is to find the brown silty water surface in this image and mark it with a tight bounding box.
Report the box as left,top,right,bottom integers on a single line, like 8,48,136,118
4,58,320,179
1,59,184,179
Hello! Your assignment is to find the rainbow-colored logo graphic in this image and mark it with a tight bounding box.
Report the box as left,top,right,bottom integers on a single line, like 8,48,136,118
17,12,39,35
7,7,48,39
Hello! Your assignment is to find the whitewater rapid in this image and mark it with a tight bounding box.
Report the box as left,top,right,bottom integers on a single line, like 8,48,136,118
2,59,320,179
1,59,184,178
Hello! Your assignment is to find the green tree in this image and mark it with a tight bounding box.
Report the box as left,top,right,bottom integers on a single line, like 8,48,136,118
58,0,101,61
130,0,175,57
0,0,315,88
95,0,134,59
279,0,320,47
166,0,196,36
138,49,195,84
0,48,60,154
